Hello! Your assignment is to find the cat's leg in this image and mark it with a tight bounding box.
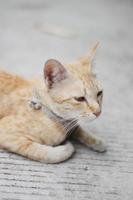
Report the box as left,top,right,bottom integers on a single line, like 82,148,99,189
0,135,75,163
73,127,106,152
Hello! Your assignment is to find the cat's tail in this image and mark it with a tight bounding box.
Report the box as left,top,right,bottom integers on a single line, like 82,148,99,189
42,141,75,163
22,141,75,164
1,135,75,163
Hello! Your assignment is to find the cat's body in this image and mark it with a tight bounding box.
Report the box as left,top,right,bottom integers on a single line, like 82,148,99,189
0,44,106,163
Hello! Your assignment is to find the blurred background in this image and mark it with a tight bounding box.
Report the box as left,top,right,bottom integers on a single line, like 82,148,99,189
0,0,133,127
0,0,133,200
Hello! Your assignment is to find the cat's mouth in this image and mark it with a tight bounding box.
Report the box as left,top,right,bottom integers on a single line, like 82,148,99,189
81,110,101,120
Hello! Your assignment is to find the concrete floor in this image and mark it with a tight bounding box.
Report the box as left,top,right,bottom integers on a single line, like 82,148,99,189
0,0,133,199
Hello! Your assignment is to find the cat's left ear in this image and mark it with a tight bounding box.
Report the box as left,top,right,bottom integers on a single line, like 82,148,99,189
44,59,68,89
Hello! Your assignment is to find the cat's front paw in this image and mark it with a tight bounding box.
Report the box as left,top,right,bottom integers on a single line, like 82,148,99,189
90,140,107,153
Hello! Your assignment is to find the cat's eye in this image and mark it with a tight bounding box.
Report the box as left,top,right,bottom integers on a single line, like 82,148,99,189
74,96,86,102
97,90,103,97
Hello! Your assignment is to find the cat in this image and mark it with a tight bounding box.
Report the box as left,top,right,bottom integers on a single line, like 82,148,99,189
0,43,106,164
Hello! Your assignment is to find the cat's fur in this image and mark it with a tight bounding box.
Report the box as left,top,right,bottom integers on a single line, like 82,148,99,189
0,43,106,163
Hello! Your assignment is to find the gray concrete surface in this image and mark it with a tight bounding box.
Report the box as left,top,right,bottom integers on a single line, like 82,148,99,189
0,0,133,199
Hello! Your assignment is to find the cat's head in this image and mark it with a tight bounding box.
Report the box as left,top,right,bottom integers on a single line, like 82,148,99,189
44,43,103,124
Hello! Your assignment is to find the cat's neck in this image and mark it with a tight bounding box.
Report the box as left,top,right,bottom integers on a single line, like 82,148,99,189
29,86,78,137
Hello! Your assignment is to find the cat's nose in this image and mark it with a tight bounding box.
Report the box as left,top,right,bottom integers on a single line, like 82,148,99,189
93,111,101,117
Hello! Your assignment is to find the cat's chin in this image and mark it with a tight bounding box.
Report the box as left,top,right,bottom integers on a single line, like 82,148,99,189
78,114,96,127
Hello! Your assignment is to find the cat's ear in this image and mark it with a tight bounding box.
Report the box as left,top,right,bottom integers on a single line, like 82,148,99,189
88,42,99,63
79,42,99,67
44,59,68,88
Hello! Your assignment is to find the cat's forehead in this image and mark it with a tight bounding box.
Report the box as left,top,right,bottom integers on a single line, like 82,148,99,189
50,76,84,98
81,74,102,92
67,73,102,92
62,77,84,94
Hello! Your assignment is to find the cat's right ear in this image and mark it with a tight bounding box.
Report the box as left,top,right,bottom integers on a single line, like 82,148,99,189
44,59,68,89
79,42,99,70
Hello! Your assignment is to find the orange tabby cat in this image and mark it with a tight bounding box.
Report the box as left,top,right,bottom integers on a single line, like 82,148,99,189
0,43,106,163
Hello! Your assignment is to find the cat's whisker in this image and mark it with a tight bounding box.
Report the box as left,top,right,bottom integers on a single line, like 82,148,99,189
64,120,78,137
